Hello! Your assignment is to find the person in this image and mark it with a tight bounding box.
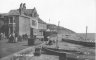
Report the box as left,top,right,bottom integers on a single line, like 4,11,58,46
8,34,11,42
18,35,22,42
23,34,28,40
25,34,28,40
15,37,18,43
12,33,15,43
1,33,3,40
9,34,14,43
15,33,18,42
0,33,1,40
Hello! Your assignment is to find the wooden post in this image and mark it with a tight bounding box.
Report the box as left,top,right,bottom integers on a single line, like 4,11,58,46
49,19,50,23
85,26,88,41
56,21,60,49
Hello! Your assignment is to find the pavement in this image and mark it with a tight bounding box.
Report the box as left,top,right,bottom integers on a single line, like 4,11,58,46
0,39,31,58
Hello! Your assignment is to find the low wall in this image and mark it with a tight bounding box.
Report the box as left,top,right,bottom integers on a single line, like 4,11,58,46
62,39,95,47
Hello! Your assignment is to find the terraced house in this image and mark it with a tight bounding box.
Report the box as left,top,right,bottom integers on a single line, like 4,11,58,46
0,3,47,38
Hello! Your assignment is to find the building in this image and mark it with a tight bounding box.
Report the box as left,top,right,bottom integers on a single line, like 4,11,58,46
0,3,47,38
0,15,4,31
0,14,9,34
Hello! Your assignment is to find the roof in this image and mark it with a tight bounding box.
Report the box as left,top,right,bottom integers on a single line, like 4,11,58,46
0,13,9,18
47,24,57,30
8,9,34,16
47,23,56,26
24,9,34,16
8,9,46,24
8,9,20,15
38,18,46,24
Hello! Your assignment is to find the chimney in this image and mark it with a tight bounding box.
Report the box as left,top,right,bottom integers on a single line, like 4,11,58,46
19,3,23,15
23,3,26,10
19,3,26,15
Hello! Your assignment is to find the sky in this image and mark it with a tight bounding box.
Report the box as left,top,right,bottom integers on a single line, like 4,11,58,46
0,0,95,33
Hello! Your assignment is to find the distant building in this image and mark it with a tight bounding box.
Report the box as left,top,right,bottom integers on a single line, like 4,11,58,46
0,3,47,38
47,24,57,32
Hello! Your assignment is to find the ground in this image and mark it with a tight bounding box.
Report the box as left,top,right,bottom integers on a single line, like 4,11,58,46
29,54,59,60
42,41,95,60
24,41,95,60
0,33,95,60
0,39,30,58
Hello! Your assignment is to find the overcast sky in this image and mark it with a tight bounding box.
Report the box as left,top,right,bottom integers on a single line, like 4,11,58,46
0,0,95,33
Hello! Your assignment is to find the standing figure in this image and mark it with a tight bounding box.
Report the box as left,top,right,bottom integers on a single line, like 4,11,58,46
15,33,18,42
8,34,12,43
0,33,1,40
8,34,15,43
1,33,3,40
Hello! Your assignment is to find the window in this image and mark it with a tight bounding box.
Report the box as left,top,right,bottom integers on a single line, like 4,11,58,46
30,19,38,29
10,17,13,23
32,20,37,26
